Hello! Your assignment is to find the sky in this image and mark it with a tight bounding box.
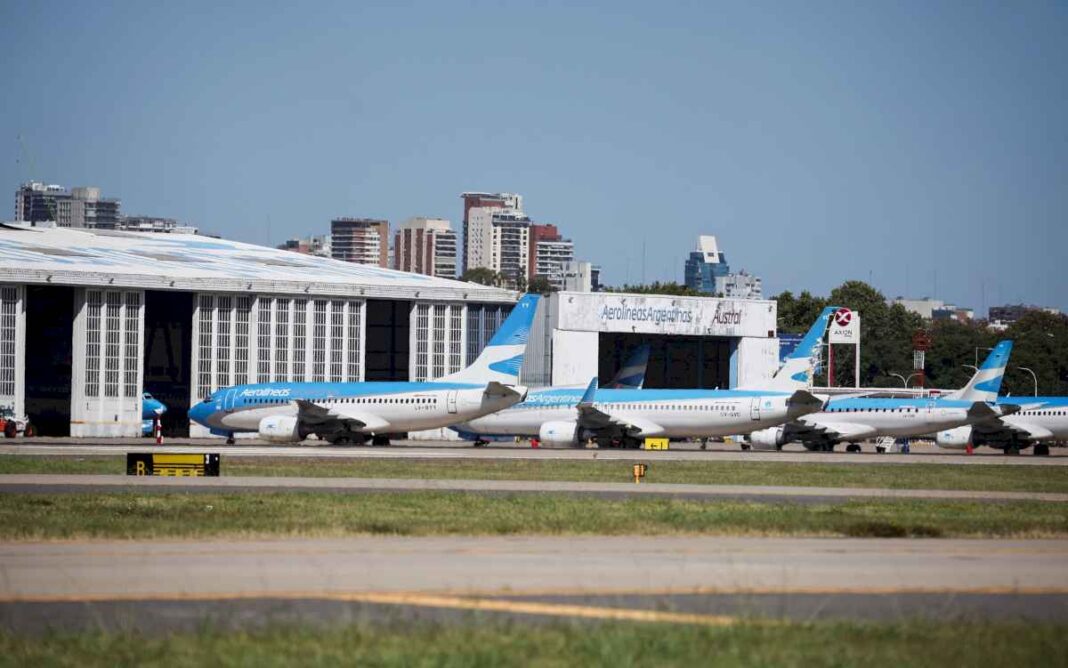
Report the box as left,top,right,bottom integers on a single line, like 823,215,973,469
2,1,1066,315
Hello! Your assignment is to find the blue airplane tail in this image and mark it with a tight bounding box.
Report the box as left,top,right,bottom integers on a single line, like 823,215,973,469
436,293,540,385
606,344,650,389
946,340,1013,402
743,306,838,391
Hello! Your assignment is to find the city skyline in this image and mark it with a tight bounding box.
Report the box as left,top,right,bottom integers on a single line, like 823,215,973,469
2,2,1065,313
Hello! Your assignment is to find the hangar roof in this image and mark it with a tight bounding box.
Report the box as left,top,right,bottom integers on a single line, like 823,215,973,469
0,224,515,303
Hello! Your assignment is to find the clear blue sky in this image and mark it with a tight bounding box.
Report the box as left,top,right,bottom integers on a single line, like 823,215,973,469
2,1,1065,314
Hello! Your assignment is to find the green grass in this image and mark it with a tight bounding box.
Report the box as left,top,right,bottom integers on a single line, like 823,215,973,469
1,619,1065,667
3,455,1067,493
1,491,1065,540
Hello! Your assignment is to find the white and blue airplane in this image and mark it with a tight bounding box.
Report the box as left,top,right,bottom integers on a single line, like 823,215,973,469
452,343,651,444
452,307,838,448
936,396,1068,456
189,294,540,444
749,340,1020,452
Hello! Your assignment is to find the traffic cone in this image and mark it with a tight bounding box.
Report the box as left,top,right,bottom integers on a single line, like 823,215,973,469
966,441,973,455
154,417,163,445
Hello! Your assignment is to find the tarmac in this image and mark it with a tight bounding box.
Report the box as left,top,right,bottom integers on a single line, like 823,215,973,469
2,536,1066,632
3,438,1066,465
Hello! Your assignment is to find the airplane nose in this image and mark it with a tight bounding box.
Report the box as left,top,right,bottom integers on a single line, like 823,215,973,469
189,401,212,426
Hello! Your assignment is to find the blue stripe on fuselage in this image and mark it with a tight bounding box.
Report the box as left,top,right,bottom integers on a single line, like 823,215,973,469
221,381,484,408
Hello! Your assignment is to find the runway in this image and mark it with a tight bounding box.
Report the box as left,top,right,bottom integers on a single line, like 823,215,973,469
4,439,1066,465
2,536,1066,632
3,473,1066,503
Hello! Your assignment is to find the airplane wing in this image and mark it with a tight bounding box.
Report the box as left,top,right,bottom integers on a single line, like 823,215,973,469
294,399,391,433
572,379,665,437
970,418,1053,444
787,417,878,444
484,381,525,400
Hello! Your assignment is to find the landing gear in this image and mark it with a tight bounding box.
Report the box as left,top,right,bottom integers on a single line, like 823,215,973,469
225,435,235,445
1034,444,1050,457
1004,445,1021,456
473,439,488,447
371,434,391,446
846,443,862,453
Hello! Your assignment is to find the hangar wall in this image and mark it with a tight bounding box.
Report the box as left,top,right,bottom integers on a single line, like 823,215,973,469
0,285,25,419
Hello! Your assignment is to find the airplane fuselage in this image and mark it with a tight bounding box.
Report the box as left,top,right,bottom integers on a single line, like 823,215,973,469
456,387,812,439
190,381,523,435
801,397,1001,441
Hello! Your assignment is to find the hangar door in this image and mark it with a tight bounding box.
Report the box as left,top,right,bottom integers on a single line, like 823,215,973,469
598,333,731,390
71,289,144,437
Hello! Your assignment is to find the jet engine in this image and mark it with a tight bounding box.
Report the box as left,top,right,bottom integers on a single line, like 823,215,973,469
935,426,972,449
258,416,303,443
538,421,586,447
749,427,787,450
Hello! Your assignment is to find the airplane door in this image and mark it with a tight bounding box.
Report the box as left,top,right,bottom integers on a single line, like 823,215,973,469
750,398,761,421
447,390,458,414
222,389,237,411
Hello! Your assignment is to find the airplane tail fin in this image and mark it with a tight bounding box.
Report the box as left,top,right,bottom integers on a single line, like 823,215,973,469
742,306,838,391
606,344,650,389
945,340,1013,402
435,293,540,385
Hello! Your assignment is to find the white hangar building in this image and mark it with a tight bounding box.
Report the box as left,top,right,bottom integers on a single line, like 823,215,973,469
0,223,781,439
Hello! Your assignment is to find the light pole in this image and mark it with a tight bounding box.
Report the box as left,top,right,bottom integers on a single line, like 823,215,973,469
1018,367,1038,397
974,347,993,368
889,373,908,388
905,373,922,387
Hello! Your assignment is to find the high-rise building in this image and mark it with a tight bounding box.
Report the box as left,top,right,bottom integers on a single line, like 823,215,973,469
394,217,457,278
14,182,120,229
118,216,199,234
466,207,531,288
460,192,522,272
278,234,331,257
684,235,731,294
684,235,762,299
561,260,594,292
528,224,576,290
330,218,389,267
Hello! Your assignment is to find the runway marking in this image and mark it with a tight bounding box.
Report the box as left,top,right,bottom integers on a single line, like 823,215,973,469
3,585,1067,606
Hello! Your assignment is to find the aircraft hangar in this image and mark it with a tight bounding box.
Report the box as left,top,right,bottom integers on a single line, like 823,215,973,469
0,223,781,439
0,223,517,437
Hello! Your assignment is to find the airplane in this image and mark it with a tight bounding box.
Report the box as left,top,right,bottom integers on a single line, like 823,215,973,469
452,343,651,445
935,396,1068,456
141,391,167,436
748,340,1020,452
452,307,839,448
188,294,540,445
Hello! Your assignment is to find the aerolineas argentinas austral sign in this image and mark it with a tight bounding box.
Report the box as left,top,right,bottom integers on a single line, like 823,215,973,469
556,293,775,338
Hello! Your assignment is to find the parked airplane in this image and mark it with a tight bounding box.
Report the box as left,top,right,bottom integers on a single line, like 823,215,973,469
453,307,838,448
141,391,167,436
936,396,1068,456
749,340,1019,452
188,294,540,444
453,343,651,444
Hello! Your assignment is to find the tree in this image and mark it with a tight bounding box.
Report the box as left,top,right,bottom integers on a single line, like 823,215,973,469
602,281,704,297
461,267,503,287
527,275,555,294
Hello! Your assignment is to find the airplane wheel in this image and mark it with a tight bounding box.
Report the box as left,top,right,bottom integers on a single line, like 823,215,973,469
875,446,886,454
23,423,34,438
371,435,390,446
1004,446,1021,456
226,435,235,445
846,443,861,453
3,422,15,438
1034,444,1050,457
740,443,751,451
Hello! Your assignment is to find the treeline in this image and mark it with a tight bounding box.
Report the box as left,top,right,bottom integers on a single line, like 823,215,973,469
776,281,1068,396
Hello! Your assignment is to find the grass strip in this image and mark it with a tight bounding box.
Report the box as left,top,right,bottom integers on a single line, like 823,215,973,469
1,492,1065,540
1,619,1066,667
2,456,1067,493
